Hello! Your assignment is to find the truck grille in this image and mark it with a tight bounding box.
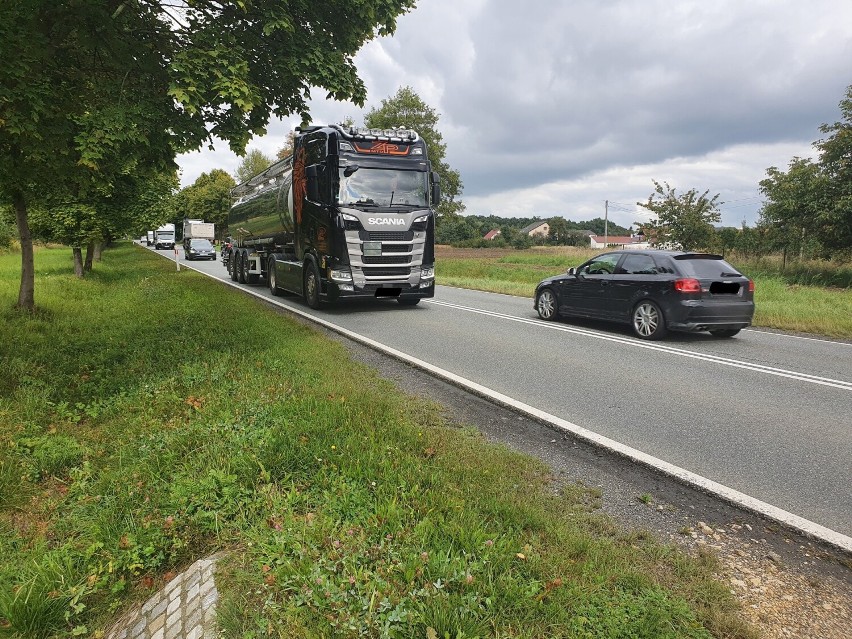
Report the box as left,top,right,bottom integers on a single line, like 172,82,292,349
362,267,411,277
361,231,413,241
362,255,411,264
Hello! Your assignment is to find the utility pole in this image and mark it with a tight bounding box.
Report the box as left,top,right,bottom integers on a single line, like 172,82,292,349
604,200,608,247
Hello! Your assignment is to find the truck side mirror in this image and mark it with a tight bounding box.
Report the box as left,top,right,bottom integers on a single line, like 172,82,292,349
306,165,319,202
431,171,441,206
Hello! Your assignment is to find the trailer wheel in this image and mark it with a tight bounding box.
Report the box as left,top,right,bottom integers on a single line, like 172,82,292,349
244,251,259,285
229,250,236,280
305,261,321,309
236,251,246,283
268,257,280,296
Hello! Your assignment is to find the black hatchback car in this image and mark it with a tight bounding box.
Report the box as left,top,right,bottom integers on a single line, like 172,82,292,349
534,250,755,339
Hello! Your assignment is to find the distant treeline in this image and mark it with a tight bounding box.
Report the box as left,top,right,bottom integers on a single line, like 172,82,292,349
436,215,631,248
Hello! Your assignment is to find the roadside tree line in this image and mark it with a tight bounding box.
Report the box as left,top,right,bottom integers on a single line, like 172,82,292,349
0,0,417,311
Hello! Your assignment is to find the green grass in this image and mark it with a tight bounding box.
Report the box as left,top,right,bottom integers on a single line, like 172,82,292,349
436,246,852,338
0,244,757,638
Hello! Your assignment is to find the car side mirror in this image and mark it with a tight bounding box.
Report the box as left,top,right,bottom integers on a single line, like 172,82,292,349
567,267,577,276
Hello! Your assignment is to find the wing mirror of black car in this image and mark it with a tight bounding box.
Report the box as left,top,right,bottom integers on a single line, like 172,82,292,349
567,267,577,276
343,165,360,177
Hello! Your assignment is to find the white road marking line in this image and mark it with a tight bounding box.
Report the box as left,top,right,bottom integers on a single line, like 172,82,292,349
426,299,852,391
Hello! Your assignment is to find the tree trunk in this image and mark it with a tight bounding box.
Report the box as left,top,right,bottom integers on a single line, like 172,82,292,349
93,242,103,261
12,191,35,311
73,247,84,277
84,242,94,272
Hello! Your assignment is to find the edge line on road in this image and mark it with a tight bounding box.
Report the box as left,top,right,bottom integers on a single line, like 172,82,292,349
158,249,852,555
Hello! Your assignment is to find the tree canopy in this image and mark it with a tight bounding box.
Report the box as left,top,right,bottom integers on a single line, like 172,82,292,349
364,86,464,218
235,149,276,185
175,169,236,235
759,84,852,259
0,0,416,310
637,180,721,251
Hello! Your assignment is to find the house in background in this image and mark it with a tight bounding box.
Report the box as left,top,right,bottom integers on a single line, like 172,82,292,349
520,220,550,238
483,229,501,241
589,233,650,249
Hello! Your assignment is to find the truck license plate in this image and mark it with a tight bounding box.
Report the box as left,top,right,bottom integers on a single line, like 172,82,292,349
363,241,382,257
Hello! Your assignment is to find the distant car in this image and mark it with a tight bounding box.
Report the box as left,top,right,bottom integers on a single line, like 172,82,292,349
534,250,755,339
184,238,216,261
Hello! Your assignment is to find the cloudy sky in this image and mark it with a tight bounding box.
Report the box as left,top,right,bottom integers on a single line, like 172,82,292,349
176,0,852,230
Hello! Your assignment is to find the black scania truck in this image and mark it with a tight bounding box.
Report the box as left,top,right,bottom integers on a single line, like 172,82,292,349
225,124,439,308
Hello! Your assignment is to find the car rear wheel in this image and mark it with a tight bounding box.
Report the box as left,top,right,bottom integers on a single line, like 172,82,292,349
709,328,741,338
536,288,558,320
632,300,667,340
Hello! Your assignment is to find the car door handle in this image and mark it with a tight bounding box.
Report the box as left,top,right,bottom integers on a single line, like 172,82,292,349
600,280,609,287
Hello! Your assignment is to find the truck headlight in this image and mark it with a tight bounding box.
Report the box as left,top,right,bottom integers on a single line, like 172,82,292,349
329,267,353,282
412,214,429,231
420,266,434,279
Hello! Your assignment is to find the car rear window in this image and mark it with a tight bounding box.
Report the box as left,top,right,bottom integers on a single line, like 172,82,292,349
673,255,743,278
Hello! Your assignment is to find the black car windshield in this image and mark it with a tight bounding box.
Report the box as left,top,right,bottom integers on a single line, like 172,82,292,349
190,239,213,249
674,256,742,278
338,168,428,207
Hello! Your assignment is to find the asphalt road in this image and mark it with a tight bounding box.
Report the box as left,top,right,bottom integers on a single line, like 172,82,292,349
151,243,852,541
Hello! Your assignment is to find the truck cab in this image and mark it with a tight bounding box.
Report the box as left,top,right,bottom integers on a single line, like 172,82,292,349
227,124,439,309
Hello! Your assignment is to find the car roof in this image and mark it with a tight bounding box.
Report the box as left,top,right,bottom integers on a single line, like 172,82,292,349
596,249,723,259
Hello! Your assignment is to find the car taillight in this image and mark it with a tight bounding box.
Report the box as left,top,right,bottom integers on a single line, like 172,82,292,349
674,278,701,293
748,279,755,292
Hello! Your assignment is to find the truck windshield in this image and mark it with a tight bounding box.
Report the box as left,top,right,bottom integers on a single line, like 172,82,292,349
338,168,428,207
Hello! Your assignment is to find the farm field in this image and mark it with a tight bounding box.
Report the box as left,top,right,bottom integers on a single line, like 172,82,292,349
435,245,852,339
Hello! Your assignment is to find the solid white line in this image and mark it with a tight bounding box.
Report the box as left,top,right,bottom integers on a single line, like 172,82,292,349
159,252,852,554
436,284,852,346
426,299,852,391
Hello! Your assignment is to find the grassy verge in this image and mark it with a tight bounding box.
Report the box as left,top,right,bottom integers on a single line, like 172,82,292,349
0,244,756,638
436,246,852,338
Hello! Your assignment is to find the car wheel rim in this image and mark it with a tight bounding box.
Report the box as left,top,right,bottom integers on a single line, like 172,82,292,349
538,291,555,319
634,303,658,337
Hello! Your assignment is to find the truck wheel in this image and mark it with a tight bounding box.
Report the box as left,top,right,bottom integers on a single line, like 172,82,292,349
244,251,258,285
268,257,280,296
229,250,238,281
235,251,245,283
305,262,321,309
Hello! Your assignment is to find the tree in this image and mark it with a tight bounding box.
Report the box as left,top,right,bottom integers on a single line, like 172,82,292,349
758,158,827,259
547,217,571,244
363,86,464,219
758,85,852,260
235,149,275,184
637,180,721,251
176,169,235,235
815,86,852,256
0,0,416,311
276,131,297,160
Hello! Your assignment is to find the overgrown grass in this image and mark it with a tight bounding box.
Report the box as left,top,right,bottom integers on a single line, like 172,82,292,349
0,244,757,638
436,246,852,338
